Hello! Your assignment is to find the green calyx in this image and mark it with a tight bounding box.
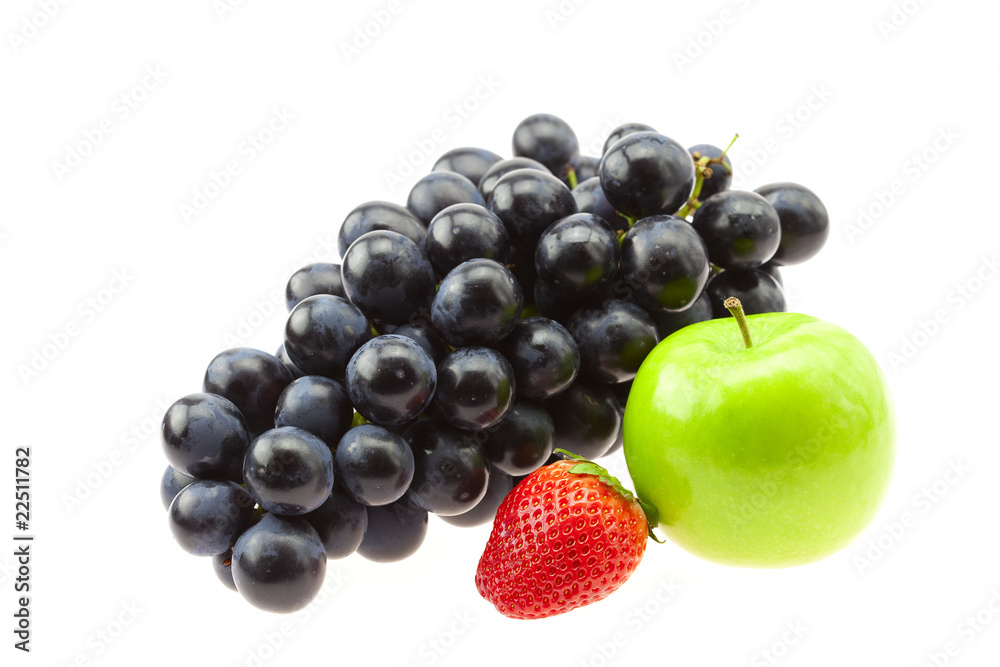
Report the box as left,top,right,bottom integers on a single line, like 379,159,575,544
555,449,664,543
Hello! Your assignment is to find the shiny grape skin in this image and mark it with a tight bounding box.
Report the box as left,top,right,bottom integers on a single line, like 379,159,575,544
479,401,555,476
688,143,733,201
754,182,830,266
609,380,632,418
602,122,656,156
213,548,237,591
284,295,372,380
357,496,428,563
406,171,486,225
404,417,490,516
600,131,695,219
558,154,600,188
499,317,580,399
161,392,250,482
345,335,437,427
386,321,448,365
434,347,516,431
431,258,523,347
619,214,711,313
571,176,630,233
488,169,578,250
341,230,437,326
545,381,622,460
160,465,195,509
760,261,784,287
334,424,415,506
338,201,426,258
506,245,539,299
274,376,354,448
167,480,257,556
706,268,787,317
477,157,550,200
276,343,305,380
243,427,335,516
203,349,293,437
567,299,659,384
232,513,327,613
692,190,781,272
439,469,514,528
650,290,713,339
302,483,368,559
534,212,620,299
512,113,580,173
432,146,503,185
423,203,510,275
285,263,345,311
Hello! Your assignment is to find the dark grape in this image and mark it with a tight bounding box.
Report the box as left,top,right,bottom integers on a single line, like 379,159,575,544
274,376,354,448
434,347,515,431
558,154,600,189
478,157,549,200
406,171,486,225
432,146,503,185
480,402,555,476
760,261,783,287
339,201,426,257
334,424,415,506
232,513,326,613
692,190,781,271
203,349,293,437
283,295,372,379
357,497,428,563
534,212,619,299
345,335,436,426
600,132,694,219
160,465,195,509
706,269,786,317
603,122,656,155
567,299,658,384
545,382,621,460
431,258,523,347
276,343,305,380
387,320,447,365
404,418,490,515
572,176,630,233
161,393,250,482
439,470,514,528
168,480,256,556
488,169,578,250
619,214,711,313
285,263,345,311
303,483,368,559
243,427,335,516
650,290,713,339
609,380,632,418
341,230,436,326
213,548,237,591
499,317,580,399
512,113,580,173
423,203,509,275
688,143,733,201
754,182,829,266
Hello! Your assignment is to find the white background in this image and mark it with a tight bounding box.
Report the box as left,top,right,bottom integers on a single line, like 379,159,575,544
2,1,998,665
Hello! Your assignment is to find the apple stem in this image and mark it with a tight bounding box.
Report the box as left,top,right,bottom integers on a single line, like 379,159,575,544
724,297,753,349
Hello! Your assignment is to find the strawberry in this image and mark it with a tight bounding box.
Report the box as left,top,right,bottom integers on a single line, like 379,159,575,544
475,455,655,619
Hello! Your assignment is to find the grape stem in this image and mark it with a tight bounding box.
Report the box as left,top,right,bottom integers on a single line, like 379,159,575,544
677,133,739,218
724,297,753,349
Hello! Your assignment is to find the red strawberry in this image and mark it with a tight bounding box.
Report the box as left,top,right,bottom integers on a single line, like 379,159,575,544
475,456,654,619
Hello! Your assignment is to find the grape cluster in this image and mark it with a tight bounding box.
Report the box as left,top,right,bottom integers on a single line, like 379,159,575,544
160,113,829,613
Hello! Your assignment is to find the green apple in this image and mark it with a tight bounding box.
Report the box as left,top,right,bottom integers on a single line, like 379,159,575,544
623,299,895,567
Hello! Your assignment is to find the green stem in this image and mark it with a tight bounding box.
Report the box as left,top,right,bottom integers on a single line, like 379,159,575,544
725,297,753,349
566,165,578,190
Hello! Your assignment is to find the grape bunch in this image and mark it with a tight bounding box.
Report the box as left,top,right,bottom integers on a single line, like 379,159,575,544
160,113,829,613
